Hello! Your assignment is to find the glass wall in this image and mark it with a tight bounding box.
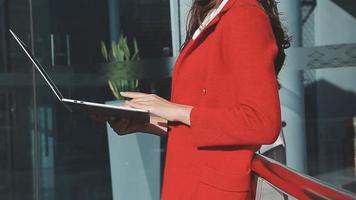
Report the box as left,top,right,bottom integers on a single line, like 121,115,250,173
304,58,356,194
1,0,172,199
301,0,356,195
0,0,37,199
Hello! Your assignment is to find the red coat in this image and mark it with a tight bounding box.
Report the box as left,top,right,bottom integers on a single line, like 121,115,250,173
161,0,281,199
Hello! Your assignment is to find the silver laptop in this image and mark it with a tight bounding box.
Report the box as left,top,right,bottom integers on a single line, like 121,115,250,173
10,29,150,123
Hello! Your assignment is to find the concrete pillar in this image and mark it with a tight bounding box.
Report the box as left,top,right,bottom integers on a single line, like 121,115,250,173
277,0,307,172
108,0,120,42
106,101,161,200
169,0,181,56
170,0,192,56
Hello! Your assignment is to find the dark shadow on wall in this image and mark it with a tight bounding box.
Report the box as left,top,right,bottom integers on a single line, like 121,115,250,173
330,0,356,18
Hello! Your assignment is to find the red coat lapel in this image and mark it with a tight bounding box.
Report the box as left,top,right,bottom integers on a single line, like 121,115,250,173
178,0,238,63
172,0,238,99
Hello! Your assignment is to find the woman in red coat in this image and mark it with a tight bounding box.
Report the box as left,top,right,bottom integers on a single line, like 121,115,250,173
105,0,290,199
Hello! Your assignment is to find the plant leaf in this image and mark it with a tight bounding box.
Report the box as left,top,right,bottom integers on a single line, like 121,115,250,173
100,41,108,61
111,41,118,61
104,32,141,98
117,49,125,61
108,80,120,99
122,37,130,60
133,38,140,60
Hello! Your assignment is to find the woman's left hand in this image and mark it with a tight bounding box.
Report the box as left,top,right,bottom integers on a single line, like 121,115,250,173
120,92,192,125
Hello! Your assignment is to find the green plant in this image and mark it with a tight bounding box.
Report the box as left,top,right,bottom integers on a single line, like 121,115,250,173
101,33,140,100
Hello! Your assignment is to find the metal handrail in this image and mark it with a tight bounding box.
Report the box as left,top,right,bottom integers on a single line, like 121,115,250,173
251,153,356,200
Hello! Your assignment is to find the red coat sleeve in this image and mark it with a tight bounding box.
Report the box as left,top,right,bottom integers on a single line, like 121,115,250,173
189,5,281,147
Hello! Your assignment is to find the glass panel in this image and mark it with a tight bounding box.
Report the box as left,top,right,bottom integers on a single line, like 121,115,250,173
304,66,356,195
31,0,114,196
34,71,113,200
116,0,173,58
29,0,173,199
0,0,37,199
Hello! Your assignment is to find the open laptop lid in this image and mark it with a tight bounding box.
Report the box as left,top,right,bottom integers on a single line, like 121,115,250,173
9,29,65,102
9,30,152,120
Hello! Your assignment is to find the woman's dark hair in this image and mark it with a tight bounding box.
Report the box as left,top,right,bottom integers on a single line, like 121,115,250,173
183,0,291,75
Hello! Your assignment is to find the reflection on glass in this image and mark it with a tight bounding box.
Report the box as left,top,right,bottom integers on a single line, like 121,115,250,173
30,0,173,199
0,45,37,200
304,67,356,194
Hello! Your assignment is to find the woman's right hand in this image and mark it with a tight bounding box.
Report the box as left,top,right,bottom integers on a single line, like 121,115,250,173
108,117,147,135
91,114,147,135
91,114,167,136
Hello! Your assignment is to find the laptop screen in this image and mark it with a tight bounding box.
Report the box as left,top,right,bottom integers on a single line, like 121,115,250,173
9,29,64,102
